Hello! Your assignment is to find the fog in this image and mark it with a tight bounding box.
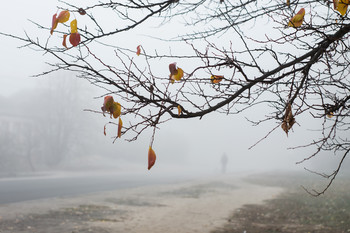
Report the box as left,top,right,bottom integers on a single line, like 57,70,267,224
1,1,347,183
1,73,332,180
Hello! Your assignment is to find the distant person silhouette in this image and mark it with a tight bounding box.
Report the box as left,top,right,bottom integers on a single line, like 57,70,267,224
221,153,228,174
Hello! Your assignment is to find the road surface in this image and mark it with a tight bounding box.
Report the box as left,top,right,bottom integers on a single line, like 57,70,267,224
0,172,189,204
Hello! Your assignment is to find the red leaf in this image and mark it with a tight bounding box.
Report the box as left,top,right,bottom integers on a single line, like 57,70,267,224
101,96,114,116
50,13,58,35
169,63,178,76
78,8,86,15
69,32,81,47
136,45,141,56
62,34,68,48
148,146,156,170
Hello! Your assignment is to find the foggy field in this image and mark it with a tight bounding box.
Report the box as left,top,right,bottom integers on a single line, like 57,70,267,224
0,171,349,233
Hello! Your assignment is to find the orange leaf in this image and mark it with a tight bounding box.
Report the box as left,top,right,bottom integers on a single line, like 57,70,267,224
69,32,81,47
101,96,114,116
50,11,70,35
177,105,182,116
62,34,68,48
148,146,156,170
101,96,122,118
288,8,305,28
57,10,70,23
51,13,58,35
136,45,141,56
169,63,184,82
104,125,106,136
118,117,123,138
210,75,224,84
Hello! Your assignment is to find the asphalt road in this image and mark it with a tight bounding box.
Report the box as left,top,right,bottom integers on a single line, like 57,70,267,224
0,172,186,204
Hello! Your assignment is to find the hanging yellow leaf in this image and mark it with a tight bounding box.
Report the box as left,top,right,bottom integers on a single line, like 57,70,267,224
117,117,123,138
70,19,78,33
337,0,349,16
148,146,156,170
288,8,305,28
112,102,121,119
136,45,141,56
62,34,68,48
286,0,290,6
281,103,295,136
169,63,184,82
177,105,182,116
173,68,184,81
210,75,224,84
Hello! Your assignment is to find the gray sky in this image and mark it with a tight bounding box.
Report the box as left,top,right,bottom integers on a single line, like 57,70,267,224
0,1,321,175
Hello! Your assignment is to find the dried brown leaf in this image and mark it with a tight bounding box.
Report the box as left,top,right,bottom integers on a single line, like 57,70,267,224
281,103,295,136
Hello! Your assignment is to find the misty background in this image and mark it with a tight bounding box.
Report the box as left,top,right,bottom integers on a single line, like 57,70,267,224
0,0,348,180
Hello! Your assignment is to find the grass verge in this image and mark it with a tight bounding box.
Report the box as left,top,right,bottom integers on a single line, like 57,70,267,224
211,171,350,233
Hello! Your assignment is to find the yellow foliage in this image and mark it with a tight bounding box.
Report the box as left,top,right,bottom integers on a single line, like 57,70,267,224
288,8,305,28
337,0,349,16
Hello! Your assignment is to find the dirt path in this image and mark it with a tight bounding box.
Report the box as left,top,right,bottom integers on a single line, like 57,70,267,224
0,173,282,233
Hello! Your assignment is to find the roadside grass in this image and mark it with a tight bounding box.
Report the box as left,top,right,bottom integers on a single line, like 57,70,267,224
212,171,350,233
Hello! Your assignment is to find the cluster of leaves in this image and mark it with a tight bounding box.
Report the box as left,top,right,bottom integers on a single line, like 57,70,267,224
50,10,83,47
101,96,122,137
49,8,158,169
